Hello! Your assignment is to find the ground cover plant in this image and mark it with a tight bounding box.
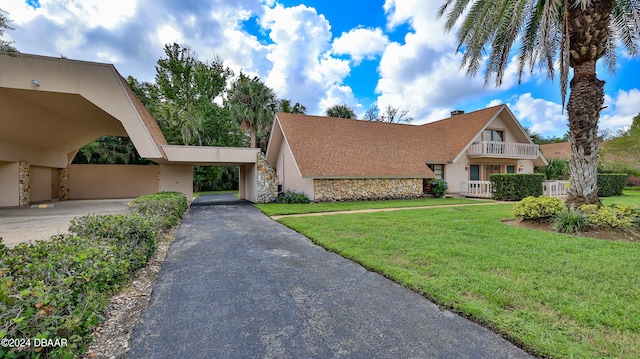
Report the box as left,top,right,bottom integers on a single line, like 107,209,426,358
0,192,188,358
255,197,488,216
512,193,640,236
278,204,640,358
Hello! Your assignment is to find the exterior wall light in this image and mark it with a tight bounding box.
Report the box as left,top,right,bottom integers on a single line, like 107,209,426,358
518,165,524,172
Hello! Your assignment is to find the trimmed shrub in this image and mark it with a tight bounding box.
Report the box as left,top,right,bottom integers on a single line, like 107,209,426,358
276,190,310,204
0,191,188,358
69,213,157,271
512,196,565,220
579,204,634,229
491,174,545,201
129,191,189,229
553,207,589,234
428,179,448,198
597,174,627,197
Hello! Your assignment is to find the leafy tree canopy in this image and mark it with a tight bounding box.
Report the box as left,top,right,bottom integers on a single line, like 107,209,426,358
1,9,17,53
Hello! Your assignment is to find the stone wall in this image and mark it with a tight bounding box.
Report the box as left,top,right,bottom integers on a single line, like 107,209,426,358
255,152,278,203
314,178,423,202
58,168,70,200
18,161,30,207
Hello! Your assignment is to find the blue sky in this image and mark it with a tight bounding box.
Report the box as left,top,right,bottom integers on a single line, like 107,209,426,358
4,0,640,138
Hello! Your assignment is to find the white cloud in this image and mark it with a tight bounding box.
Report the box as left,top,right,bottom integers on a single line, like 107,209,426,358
376,0,542,126
600,89,640,129
260,3,356,114
506,93,566,137
493,89,640,138
331,27,389,63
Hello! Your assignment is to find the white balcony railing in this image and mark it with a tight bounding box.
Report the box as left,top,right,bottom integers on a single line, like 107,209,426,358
460,180,570,199
467,141,539,159
460,181,493,198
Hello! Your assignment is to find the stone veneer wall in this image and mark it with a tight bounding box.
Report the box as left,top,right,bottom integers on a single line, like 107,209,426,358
18,161,30,207
58,168,70,200
255,152,278,203
314,178,423,202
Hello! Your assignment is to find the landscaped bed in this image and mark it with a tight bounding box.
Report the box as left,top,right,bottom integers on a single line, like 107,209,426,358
274,196,640,358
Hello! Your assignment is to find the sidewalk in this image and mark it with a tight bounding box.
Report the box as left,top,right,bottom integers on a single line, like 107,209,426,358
270,201,509,220
128,195,532,358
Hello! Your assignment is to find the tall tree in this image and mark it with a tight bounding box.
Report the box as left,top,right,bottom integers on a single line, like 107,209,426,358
439,0,640,206
226,72,277,149
325,104,357,119
277,98,307,114
363,105,413,123
155,43,233,146
1,9,17,53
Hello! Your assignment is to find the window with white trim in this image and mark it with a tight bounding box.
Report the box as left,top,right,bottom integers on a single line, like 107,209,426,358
426,164,444,179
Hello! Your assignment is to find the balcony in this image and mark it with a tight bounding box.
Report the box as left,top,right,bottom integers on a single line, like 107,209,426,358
467,141,539,159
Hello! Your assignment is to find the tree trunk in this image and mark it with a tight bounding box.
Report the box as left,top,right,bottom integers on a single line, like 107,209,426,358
564,0,612,207
565,60,603,207
250,123,257,148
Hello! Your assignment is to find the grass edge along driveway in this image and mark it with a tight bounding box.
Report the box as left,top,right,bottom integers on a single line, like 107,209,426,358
270,202,640,359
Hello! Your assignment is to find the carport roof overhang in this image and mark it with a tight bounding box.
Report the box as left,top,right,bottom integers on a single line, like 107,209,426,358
159,145,260,166
0,52,167,168
0,52,258,168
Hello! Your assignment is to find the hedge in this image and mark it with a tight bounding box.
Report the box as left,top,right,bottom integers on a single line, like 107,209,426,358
0,191,188,358
597,174,627,197
490,174,545,201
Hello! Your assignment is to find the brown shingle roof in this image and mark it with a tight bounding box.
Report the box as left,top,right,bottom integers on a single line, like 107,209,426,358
275,105,505,178
420,105,504,162
540,142,572,160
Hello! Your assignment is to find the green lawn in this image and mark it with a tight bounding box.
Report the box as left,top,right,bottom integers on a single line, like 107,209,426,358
254,197,489,216
602,190,640,206
193,190,238,198
278,204,640,358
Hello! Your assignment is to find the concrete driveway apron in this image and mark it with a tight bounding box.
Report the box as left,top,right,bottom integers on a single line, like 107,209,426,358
128,194,533,359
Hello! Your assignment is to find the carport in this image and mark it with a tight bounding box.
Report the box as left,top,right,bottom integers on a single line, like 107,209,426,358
0,52,271,206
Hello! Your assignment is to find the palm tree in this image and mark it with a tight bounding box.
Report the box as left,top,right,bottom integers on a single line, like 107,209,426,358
278,98,307,114
325,104,357,119
226,72,277,148
438,0,639,206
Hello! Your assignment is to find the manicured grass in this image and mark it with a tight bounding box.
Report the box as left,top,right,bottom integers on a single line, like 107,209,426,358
254,197,489,216
602,191,640,206
279,204,640,358
193,190,238,198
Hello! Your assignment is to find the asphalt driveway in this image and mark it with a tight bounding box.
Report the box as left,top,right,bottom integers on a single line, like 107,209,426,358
128,194,532,358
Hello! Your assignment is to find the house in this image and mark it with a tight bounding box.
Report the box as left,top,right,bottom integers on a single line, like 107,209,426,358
266,105,548,201
540,142,572,161
0,52,272,207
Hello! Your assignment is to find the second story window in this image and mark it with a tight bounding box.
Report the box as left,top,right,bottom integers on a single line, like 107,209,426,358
483,129,503,142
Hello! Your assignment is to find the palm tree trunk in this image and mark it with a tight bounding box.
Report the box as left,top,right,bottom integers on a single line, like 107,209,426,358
250,123,257,148
565,60,603,207
564,0,612,207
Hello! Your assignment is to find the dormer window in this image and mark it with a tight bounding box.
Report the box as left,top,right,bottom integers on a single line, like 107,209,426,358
483,129,503,141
